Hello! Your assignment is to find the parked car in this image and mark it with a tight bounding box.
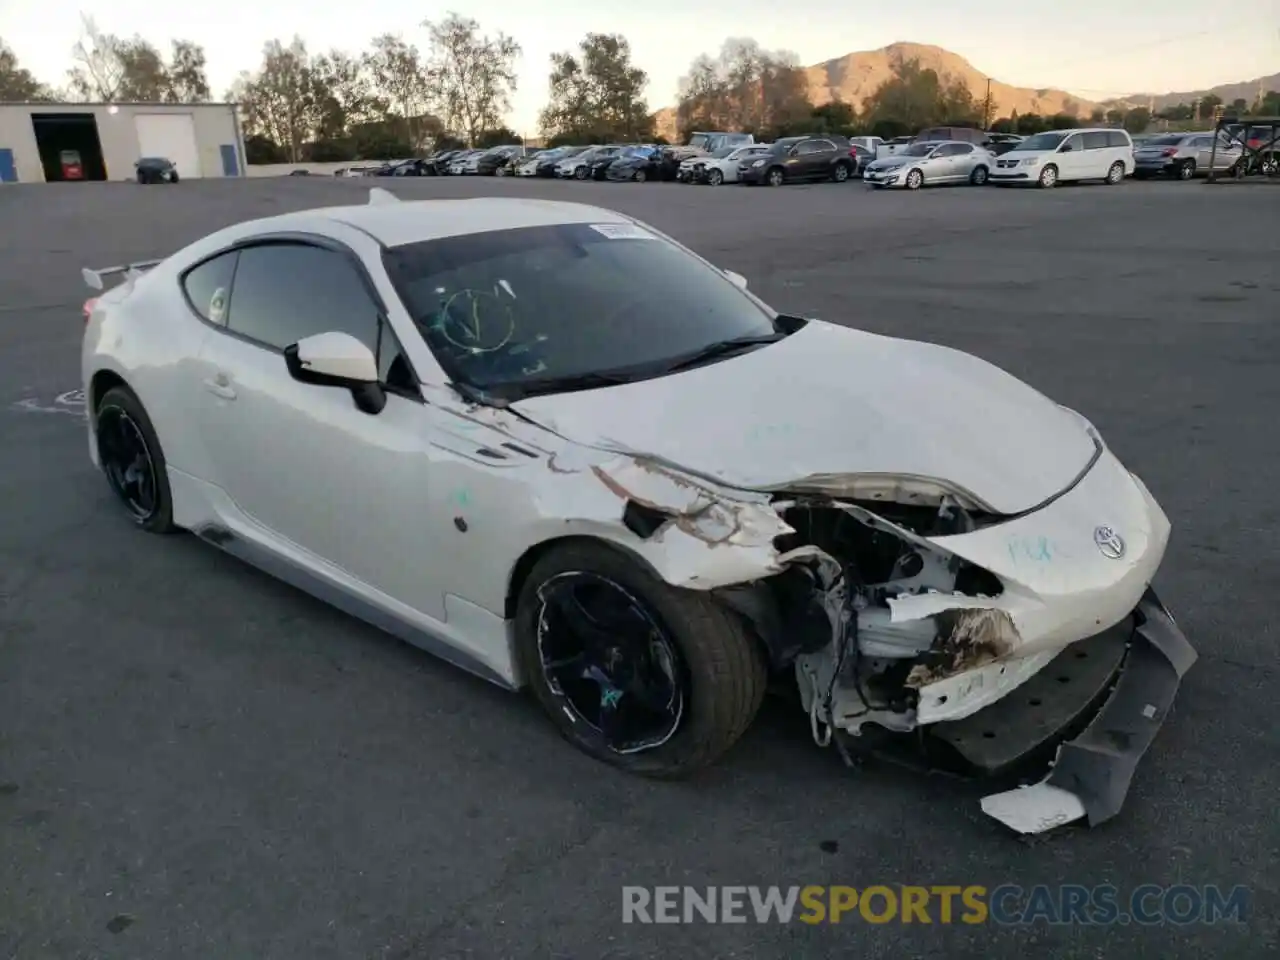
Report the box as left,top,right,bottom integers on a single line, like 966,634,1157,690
554,146,606,179
78,186,1196,837
875,136,915,160
849,136,885,156
135,156,178,184
526,146,588,177
562,146,623,180
605,146,663,182
863,140,993,189
988,128,1133,188
586,147,634,180
984,133,1025,156
914,126,989,146
1133,132,1243,180
685,131,754,154
694,144,773,185
423,150,462,175
1222,124,1280,175
738,135,856,186
477,145,526,176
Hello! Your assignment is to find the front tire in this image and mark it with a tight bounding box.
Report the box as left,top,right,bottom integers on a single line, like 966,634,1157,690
707,168,724,186
574,166,588,180
766,166,785,187
633,168,647,182
95,386,177,534
515,541,766,778
1176,160,1194,181
905,168,924,190
1038,164,1059,188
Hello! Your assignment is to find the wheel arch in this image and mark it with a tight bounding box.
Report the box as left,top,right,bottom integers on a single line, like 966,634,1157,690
89,368,130,417
503,532,785,673
504,534,664,620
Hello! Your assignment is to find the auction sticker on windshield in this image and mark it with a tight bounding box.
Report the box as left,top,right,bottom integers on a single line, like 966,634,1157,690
590,223,656,240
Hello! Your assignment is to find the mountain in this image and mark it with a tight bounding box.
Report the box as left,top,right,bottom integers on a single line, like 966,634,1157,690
1100,73,1280,112
651,41,1104,140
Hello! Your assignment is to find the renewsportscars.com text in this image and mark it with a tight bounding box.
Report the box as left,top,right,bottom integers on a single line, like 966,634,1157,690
622,884,1250,926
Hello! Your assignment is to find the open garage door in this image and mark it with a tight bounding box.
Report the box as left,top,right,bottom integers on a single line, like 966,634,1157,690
134,113,201,179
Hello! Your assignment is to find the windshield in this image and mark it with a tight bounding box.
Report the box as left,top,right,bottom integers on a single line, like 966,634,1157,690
687,134,713,150
382,222,778,399
1017,132,1069,152
901,144,936,157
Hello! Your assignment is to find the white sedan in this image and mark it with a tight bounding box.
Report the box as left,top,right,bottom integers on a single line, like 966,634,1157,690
695,144,773,185
80,189,1195,835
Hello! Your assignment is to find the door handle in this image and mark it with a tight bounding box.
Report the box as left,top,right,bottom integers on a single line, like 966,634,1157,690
203,374,237,400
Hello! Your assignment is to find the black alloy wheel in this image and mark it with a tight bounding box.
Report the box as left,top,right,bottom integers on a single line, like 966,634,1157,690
535,572,686,755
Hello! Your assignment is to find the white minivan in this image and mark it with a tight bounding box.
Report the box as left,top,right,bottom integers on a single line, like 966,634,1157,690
988,128,1134,188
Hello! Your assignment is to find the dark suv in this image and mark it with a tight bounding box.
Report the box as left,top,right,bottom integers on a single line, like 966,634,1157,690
739,135,856,186
135,157,178,183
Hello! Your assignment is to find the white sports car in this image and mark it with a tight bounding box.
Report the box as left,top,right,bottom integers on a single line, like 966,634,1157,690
81,189,1195,835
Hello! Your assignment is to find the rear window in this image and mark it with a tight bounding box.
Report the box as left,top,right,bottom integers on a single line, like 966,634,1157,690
381,223,776,398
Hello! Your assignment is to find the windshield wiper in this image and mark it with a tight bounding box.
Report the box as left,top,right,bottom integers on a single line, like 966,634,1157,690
502,370,643,400
659,333,786,373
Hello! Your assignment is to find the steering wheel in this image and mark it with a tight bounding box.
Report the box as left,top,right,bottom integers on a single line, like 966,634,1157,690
432,289,517,355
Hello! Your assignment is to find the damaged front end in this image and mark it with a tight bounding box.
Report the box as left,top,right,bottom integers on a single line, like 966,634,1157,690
662,468,1197,837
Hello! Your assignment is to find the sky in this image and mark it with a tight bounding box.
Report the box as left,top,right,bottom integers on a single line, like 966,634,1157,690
1,1,1277,133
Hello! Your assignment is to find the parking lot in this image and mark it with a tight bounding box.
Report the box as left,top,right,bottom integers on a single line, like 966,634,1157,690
1,174,1277,959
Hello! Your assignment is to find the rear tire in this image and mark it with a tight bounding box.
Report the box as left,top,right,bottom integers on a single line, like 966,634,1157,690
970,165,989,185
831,161,851,183
514,541,767,778
1177,159,1195,181
95,386,177,534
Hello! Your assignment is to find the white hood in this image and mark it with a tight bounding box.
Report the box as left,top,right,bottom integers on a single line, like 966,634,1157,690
512,322,1097,514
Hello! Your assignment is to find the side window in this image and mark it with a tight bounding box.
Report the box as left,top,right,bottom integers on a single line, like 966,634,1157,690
1106,131,1130,148
1062,134,1084,152
1082,132,1109,150
224,243,380,354
950,144,974,156
815,139,836,152
794,141,818,155
182,251,238,325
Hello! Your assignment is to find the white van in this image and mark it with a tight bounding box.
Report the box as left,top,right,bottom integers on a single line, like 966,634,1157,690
988,128,1134,188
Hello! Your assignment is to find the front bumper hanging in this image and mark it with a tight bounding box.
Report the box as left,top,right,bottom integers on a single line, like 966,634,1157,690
977,588,1197,834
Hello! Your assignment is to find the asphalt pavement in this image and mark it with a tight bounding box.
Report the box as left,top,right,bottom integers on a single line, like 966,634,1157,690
1,172,1277,959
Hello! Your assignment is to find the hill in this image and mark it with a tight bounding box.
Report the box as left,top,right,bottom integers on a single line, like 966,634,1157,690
1101,73,1280,113
651,41,1103,140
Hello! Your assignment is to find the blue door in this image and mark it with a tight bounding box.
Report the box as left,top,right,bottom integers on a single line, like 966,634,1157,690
0,148,17,182
219,144,240,177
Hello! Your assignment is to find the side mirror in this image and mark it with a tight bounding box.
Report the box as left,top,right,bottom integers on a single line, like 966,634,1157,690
1059,143,1073,153
723,270,748,291
284,332,386,414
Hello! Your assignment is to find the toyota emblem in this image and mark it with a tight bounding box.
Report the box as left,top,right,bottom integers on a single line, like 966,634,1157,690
1094,525,1126,559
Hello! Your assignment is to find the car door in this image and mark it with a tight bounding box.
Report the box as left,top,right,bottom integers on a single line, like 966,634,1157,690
806,139,838,179
189,238,446,619
1055,133,1087,180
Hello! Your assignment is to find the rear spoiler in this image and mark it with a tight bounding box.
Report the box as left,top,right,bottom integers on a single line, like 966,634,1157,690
81,259,163,291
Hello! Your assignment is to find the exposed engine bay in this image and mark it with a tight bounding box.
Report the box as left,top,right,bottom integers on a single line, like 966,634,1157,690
713,492,1012,750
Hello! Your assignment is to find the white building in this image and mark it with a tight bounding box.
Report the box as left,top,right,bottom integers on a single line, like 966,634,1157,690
0,102,246,183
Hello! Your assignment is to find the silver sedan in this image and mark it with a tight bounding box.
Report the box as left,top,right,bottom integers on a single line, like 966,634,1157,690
863,140,993,190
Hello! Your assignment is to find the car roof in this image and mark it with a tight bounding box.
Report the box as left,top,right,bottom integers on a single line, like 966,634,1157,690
221,197,634,249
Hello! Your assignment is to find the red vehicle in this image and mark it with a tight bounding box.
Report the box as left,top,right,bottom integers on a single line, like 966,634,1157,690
59,149,84,180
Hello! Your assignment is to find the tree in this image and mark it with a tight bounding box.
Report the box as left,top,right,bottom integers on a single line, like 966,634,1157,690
67,15,125,100
862,55,977,130
1048,112,1080,130
1122,107,1151,134
365,34,435,149
1260,90,1280,115
114,38,170,101
166,40,211,103
1105,108,1125,125
424,14,520,145
539,33,651,141
312,50,381,141
231,38,319,162
1014,112,1048,135
476,126,520,147
0,38,52,100
674,39,811,139
67,17,208,103
1089,107,1105,123
1198,94,1222,121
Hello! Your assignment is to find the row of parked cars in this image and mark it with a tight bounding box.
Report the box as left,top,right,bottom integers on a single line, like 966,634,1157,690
333,123,1275,191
